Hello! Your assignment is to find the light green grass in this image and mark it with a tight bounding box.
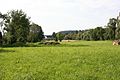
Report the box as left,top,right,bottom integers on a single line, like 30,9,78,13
0,41,120,80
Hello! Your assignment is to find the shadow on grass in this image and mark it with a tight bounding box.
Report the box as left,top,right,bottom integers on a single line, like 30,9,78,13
1,43,90,48
0,49,15,53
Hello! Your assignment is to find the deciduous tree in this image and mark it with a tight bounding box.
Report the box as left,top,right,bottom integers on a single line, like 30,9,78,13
4,10,30,44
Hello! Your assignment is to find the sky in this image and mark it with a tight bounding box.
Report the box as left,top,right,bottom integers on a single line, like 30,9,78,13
0,0,120,35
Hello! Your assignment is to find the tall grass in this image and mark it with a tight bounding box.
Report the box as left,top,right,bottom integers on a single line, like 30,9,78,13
0,41,120,80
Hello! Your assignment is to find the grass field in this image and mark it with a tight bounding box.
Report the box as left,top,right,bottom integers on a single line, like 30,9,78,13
0,41,120,80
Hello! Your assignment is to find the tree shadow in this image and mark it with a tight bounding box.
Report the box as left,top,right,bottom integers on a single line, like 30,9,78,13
1,42,90,48
1,44,90,48
0,49,15,53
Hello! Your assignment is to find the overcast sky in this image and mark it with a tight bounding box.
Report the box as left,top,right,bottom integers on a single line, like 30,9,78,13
0,0,120,34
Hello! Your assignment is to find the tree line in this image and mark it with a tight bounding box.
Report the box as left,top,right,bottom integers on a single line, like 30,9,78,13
0,10,44,46
52,14,120,41
1,9,120,45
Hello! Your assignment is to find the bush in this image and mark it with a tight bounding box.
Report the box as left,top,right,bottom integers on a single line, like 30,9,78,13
12,42,26,47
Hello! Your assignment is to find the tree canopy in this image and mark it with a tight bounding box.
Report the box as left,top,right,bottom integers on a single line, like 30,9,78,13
0,10,44,46
27,23,44,42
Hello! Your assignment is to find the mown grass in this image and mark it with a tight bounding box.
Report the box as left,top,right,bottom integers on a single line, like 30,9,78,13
0,41,120,80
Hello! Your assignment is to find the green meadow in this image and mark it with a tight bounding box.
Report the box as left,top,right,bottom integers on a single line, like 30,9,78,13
0,41,120,80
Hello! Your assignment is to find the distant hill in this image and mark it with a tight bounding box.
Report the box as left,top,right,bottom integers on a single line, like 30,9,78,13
58,30,78,35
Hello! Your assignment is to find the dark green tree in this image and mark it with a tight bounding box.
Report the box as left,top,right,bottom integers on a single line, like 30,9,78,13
107,18,117,40
56,33,64,42
0,13,2,45
4,10,30,44
94,27,105,40
80,30,91,41
0,12,6,45
27,23,44,42
52,32,58,41
116,15,120,39
64,33,78,40
0,32,2,45
103,28,110,40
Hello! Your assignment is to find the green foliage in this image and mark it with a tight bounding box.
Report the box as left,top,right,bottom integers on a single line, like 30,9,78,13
93,27,105,40
3,10,30,44
64,33,78,40
116,27,120,39
107,18,117,40
52,32,58,41
62,27,107,41
62,17,120,41
1,10,120,47
0,41,120,80
80,30,91,41
61,16,120,41
0,32,2,45
56,33,64,42
27,23,44,42
116,17,120,39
